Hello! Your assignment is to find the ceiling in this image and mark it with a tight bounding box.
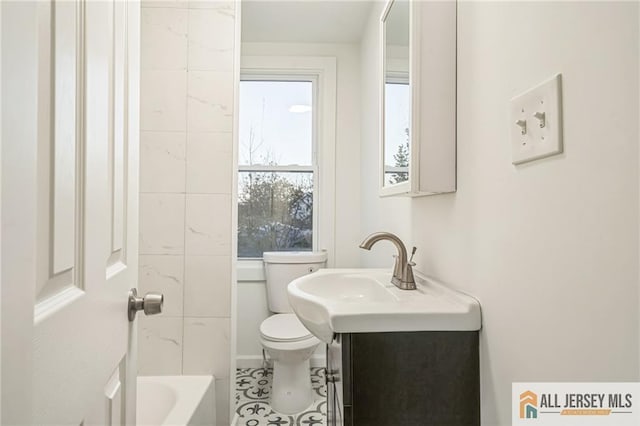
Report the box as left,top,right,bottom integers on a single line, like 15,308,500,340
241,1,376,44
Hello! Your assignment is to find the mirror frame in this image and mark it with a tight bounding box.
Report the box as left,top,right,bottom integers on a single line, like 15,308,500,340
379,0,457,197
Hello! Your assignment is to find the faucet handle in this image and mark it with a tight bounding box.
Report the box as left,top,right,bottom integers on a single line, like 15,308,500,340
408,247,417,266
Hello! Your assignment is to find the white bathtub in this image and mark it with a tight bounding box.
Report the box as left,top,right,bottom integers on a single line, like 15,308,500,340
137,375,215,426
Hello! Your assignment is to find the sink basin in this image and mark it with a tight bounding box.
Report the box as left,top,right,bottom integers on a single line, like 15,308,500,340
287,268,481,344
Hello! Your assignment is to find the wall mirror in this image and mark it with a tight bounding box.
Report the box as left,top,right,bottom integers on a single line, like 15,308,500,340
380,0,457,197
382,0,410,189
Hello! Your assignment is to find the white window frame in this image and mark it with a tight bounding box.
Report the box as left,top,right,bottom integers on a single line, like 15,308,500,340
237,56,336,275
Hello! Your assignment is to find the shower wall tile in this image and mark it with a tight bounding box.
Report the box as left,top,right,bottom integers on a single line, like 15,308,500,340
139,193,185,255
184,255,231,317
140,3,235,423
187,71,234,132
141,7,188,70
139,255,185,317
183,317,231,377
138,316,184,375
188,7,234,71
186,132,233,194
140,131,186,193
141,69,187,131
185,194,231,255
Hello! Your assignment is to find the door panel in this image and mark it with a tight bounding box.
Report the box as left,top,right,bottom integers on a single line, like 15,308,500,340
51,0,78,276
35,0,83,306
30,1,140,424
108,0,127,268
84,360,126,426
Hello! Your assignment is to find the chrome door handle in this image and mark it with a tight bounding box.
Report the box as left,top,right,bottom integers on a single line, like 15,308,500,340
128,288,163,321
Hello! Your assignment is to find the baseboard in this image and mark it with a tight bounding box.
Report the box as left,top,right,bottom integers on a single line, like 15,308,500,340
235,354,326,369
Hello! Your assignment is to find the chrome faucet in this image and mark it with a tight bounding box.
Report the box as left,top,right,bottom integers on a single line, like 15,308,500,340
359,232,417,290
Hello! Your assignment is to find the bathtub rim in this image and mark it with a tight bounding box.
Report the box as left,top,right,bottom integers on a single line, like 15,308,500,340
136,375,215,426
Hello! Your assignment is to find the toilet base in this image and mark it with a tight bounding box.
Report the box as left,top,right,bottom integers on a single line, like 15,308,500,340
270,358,314,414
259,317,320,415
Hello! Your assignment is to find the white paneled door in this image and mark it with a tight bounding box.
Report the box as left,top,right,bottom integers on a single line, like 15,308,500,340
2,0,140,424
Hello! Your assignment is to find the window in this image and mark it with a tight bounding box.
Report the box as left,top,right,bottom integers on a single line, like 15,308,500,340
238,79,317,258
236,56,336,269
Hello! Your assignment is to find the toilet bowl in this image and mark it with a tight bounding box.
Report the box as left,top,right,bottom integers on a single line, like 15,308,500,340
260,314,320,414
260,251,327,414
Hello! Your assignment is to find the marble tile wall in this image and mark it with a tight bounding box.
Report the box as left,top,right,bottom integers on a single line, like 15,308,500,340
138,1,236,424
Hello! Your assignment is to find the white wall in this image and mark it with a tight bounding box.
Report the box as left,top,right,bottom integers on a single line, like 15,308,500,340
360,2,412,269
361,2,639,425
138,2,237,424
236,278,270,362
236,42,363,363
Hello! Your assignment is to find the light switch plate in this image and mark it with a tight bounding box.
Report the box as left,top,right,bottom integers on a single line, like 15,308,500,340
510,74,563,165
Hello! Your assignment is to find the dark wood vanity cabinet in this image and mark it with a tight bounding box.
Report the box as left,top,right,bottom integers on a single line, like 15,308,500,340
326,331,480,426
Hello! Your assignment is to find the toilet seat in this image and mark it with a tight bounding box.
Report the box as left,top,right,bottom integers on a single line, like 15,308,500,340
260,314,313,343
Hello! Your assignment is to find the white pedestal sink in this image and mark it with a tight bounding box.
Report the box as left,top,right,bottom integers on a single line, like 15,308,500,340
287,268,481,343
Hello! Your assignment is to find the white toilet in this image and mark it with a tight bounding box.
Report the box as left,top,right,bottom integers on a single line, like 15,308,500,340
260,251,327,414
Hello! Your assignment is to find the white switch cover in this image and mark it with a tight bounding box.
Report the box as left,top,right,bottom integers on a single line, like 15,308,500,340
510,74,563,165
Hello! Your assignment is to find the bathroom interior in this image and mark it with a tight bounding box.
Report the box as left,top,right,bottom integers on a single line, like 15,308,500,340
1,0,640,425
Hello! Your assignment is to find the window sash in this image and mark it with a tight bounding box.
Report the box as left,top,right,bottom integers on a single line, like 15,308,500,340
238,171,317,260
239,74,318,169
238,76,319,257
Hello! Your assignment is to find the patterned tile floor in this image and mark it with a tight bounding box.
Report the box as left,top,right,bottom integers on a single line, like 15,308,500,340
235,367,327,426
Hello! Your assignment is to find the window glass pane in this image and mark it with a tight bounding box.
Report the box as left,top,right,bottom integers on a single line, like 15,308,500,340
239,81,313,166
384,82,410,185
238,172,313,258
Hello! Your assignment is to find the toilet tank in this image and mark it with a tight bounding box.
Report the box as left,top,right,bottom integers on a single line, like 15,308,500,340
263,251,328,313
